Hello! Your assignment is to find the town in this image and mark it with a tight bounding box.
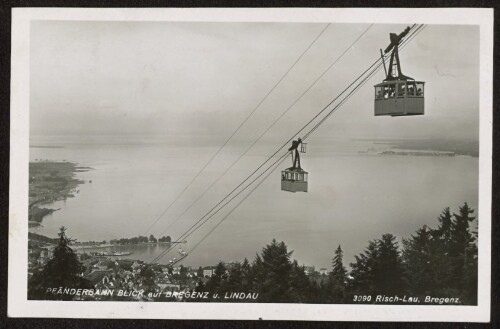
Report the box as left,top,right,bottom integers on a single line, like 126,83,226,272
28,233,328,302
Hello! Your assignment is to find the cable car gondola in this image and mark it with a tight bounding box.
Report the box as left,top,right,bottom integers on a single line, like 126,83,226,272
281,138,308,193
374,26,425,116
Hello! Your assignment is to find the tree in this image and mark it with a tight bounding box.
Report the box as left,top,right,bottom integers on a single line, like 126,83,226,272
328,245,348,302
205,262,227,296
249,239,320,303
159,236,172,243
289,260,321,303
435,207,453,245
196,278,205,290
349,240,378,295
139,265,156,293
449,203,478,303
149,234,157,243
223,262,244,295
256,239,294,302
402,226,435,295
197,266,204,278
349,234,406,297
401,204,478,304
178,265,189,289
240,258,252,291
430,207,455,292
373,234,406,294
28,227,93,300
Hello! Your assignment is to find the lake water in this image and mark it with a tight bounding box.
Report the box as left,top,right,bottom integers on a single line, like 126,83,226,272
29,135,479,269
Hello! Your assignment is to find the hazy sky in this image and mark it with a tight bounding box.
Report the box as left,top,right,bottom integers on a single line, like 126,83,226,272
30,21,479,144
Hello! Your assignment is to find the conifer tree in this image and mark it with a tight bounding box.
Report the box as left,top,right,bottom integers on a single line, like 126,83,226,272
205,261,227,296
374,234,406,294
402,226,435,295
241,257,251,291
349,240,378,295
249,253,264,293
289,259,321,303
28,227,93,300
401,204,478,303
431,207,455,291
139,265,156,292
224,262,244,294
329,245,348,302
435,207,453,245
349,234,406,297
450,203,478,303
257,239,294,302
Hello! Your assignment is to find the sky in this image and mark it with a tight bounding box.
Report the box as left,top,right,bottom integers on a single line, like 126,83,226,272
30,21,480,144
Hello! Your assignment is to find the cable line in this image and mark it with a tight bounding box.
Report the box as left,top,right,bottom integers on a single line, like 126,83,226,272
304,25,426,139
192,24,427,256
185,56,392,258
151,24,424,264
156,23,373,237
151,152,289,263
186,25,426,257
141,23,331,236
151,24,419,263
188,155,288,254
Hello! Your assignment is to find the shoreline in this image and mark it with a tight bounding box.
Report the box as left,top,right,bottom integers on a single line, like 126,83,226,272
352,138,479,157
73,242,172,250
28,161,92,224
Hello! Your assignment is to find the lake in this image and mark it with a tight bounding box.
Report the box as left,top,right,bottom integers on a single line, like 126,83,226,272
29,135,479,269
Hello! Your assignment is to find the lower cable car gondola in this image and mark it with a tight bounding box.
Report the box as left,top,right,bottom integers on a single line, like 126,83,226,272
281,138,308,193
374,26,425,117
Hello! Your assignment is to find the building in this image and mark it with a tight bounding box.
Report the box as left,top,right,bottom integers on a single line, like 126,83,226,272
164,283,181,291
203,266,216,278
319,268,328,275
38,247,54,266
157,278,172,291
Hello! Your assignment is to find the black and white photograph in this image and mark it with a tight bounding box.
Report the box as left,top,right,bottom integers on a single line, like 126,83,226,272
8,8,492,321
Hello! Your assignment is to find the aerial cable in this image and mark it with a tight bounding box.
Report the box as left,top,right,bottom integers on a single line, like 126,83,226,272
185,155,288,256
304,25,426,139
156,23,374,237
306,25,426,138
183,65,384,259
182,25,427,259
140,23,331,236
151,24,421,263
151,24,423,264
151,24,420,263
150,152,289,263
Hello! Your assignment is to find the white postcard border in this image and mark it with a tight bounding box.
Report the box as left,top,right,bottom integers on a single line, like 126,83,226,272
8,7,493,321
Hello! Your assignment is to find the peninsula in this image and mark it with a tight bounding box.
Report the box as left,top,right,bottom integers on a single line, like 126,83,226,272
29,161,91,226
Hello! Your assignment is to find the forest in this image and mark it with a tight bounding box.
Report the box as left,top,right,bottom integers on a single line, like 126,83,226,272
197,202,478,304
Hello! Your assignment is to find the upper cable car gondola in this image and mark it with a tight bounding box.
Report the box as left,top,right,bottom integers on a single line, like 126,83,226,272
281,138,308,193
374,26,425,116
